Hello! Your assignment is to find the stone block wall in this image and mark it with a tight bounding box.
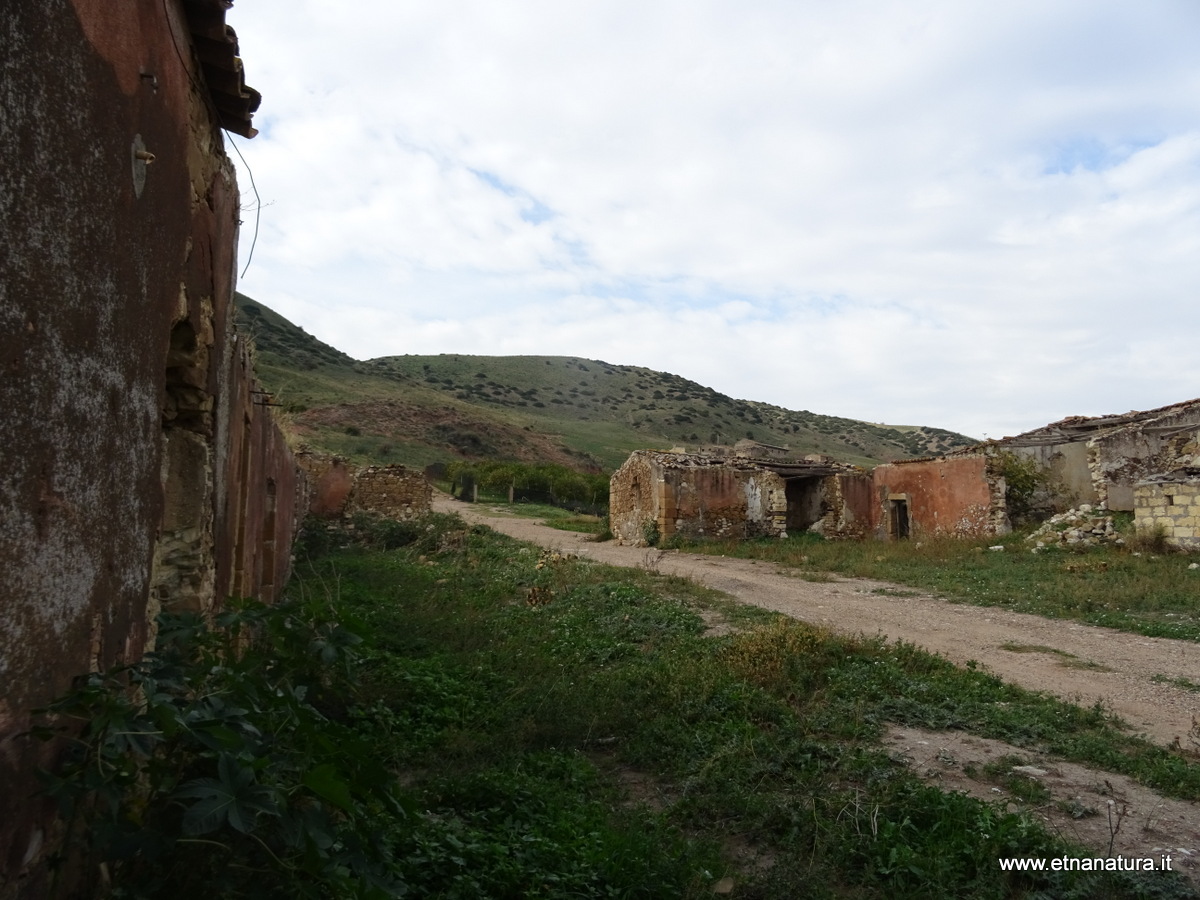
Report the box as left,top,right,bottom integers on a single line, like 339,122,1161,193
346,466,432,520
296,452,431,521
1134,474,1200,551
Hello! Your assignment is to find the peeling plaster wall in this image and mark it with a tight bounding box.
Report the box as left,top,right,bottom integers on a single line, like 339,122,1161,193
1009,442,1096,508
609,451,868,544
658,466,787,540
871,454,1005,539
815,474,875,540
1006,403,1200,513
0,2,299,892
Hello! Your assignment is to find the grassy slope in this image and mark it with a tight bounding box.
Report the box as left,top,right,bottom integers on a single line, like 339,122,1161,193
236,292,977,471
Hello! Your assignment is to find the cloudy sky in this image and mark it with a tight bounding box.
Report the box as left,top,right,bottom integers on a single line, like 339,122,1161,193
226,0,1200,439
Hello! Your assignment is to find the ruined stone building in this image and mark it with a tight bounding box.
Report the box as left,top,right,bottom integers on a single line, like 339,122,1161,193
1,2,303,891
1000,398,1200,512
609,450,872,544
611,399,1200,548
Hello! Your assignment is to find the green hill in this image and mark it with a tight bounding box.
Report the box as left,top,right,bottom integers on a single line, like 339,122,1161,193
236,293,977,471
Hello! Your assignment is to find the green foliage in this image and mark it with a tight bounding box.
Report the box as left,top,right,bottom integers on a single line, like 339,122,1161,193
285,519,1200,898
446,458,611,509
31,599,409,899
992,449,1056,523
235,292,977,470
642,518,660,547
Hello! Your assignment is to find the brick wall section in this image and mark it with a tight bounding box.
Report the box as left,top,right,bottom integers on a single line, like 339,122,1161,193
1134,475,1200,551
0,2,300,892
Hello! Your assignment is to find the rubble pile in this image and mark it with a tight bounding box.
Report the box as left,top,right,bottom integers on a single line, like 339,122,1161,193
1026,504,1124,551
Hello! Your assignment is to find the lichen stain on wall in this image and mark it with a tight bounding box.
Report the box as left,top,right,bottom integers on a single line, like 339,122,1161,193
0,1,299,892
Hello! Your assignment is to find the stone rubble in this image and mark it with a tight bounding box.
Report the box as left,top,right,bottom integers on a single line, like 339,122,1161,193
1026,503,1124,551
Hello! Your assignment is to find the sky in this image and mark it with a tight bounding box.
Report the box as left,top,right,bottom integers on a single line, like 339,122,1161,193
226,0,1200,440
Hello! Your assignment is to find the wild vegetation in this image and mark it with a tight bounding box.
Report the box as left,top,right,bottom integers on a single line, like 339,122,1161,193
36,513,1200,898
235,293,976,470
443,459,611,510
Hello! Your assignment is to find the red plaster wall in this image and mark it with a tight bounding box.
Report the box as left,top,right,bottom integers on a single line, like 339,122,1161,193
871,456,994,538
0,1,299,891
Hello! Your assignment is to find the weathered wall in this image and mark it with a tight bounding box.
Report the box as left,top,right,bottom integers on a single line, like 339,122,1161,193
0,1,298,892
1005,402,1200,513
813,474,875,540
346,467,432,520
658,466,787,540
297,451,357,517
610,451,870,544
1092,420,1200,511
609,452,659,544
296,452,432,521
1134,474,1200,551
1010,442,1095,508
871,454,1004,538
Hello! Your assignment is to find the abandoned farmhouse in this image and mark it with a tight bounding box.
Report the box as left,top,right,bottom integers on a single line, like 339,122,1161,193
609,400,1200,549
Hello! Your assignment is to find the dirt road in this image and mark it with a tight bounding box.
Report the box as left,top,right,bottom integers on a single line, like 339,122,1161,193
433,494,1200,748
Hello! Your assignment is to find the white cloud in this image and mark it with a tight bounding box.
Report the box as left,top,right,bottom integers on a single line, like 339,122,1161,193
229,0,1200,440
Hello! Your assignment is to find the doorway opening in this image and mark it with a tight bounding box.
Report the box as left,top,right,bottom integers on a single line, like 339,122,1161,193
888,498,910,540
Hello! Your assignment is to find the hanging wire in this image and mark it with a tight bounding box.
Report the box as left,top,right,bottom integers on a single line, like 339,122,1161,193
225,131,262,279
161,0,263,279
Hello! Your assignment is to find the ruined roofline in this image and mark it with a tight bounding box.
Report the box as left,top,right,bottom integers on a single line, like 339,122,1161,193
1137,466,1200,485
181,0,261,137
1002,396,1200,445
630,448,862,477
879,444,992,466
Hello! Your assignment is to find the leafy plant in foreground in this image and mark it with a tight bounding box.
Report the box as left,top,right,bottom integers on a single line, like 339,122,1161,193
30,598,409,899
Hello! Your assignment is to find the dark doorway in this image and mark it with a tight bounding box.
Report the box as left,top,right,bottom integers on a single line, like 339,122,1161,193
888,499,910,539
785,477,823,532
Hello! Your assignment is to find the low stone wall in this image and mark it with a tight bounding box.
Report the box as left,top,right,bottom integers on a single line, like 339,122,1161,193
346,466,432,520
297,452,431,521
1134,473,1200,551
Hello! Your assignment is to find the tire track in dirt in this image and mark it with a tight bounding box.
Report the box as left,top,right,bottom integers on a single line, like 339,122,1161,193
434,494,1200,748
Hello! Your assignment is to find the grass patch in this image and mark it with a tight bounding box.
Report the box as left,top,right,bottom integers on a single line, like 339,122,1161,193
303,515,1200,896
668,531,1200,643
473,500,610,535
1152,674,1200,693
46,513,1200,896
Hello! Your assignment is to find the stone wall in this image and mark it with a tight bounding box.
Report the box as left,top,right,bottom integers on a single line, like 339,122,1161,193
609,451,870,544
609,452,659,544
296,452,431,521
0,2,299,893
346,467,432,520
1134,472,1200,551
1004,400,1200,512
